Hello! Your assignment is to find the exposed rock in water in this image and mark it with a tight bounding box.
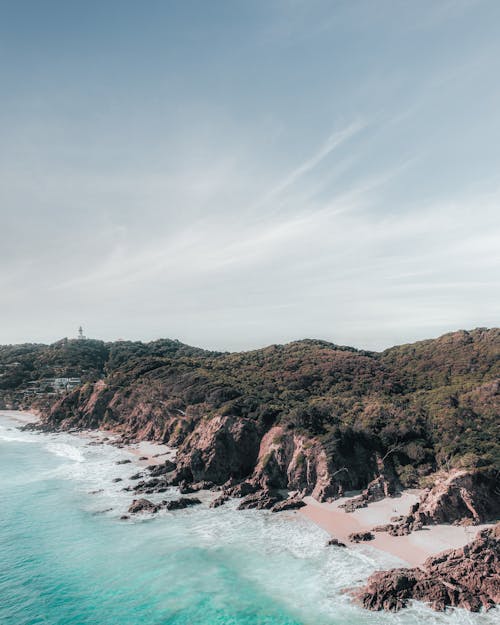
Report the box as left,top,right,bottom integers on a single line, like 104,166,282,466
271,496,305,512
148,460,176,476
223,480,259,498
179,480,215,494
164,497,201,511
327,538,347,548
237,489,284,510
210,493,230,508
349,531,375,543
128,498,160,514
116,459,132,465
353,524,500,612
128,496,202,514
178,480,197,494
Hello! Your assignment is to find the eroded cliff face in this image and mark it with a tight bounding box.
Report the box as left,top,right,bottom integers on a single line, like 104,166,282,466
250,426,341,500
174,415,260,484
382,470,500,535
415,470,500,525
42,383,397,502
42,380,194,444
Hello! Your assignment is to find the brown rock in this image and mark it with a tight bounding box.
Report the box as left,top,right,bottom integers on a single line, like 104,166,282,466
210,493,230,508
224,481,259,498
148,460,176,476
388,470,500,536
164,497,202,511
237,489,283,510
353,524,500,612
175,415,260,485
271,496,305,512
128,498,159,514
327,538,347,548
349,531,375,543
341,476,396,513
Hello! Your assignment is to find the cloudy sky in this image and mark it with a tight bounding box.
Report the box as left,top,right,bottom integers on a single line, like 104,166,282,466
1,0,499,351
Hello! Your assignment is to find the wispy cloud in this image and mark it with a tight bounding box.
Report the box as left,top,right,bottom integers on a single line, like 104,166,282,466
255,120,367,209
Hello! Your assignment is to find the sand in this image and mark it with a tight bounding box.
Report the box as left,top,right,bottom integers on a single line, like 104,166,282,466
1,410,491,568
0,409,40,425
300,494,493,567
0,410,175,467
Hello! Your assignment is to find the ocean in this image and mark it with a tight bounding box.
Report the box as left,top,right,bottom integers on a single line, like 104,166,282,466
0,413,497,625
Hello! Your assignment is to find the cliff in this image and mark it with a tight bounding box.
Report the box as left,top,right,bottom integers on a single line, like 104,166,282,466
4,328,499,504
353,524,500,612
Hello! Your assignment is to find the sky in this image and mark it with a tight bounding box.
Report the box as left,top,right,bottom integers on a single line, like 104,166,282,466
1,0,499,351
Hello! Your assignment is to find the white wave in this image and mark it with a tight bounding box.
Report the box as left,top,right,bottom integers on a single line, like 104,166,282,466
45,442,86,462
0,424,40,444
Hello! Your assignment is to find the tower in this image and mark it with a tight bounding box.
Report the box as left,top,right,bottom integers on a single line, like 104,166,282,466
78,326,86,340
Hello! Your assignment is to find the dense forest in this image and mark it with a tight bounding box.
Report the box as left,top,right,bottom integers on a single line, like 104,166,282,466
1,328,498,488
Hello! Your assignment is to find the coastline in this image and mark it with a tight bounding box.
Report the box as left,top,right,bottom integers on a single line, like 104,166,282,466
300,493,493,567
0,409,40,425
1,409,491,570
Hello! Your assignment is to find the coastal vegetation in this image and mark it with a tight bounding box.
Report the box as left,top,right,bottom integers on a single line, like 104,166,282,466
1,328,498,485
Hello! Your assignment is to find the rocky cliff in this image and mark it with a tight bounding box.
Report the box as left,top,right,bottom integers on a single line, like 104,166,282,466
20,328,498,505
353,524,500,612
378,470,500,535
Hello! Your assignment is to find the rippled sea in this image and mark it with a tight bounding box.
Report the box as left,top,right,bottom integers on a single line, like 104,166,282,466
0,413,497,625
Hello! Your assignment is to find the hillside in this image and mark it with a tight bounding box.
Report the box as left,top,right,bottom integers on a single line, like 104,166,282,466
1,328,498,499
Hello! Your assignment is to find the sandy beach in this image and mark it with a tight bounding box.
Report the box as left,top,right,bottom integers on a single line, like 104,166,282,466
72,427,176,466
0,410,175,467
0,409,40,425
1,410,492,570
300,493,492,567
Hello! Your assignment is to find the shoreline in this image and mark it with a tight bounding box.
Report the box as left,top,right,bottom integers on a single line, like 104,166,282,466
300,493,493,567
0,410,493,571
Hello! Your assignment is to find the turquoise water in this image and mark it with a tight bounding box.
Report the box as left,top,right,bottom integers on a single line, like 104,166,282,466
0,414,497,625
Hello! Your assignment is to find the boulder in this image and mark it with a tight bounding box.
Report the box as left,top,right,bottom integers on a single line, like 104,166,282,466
128,498,159,514
341,476,396,513
224,481,259,498
210,494,230,508
327,538,347,548
271,496,305,512
237,489,284,510
386,470,500,535
164,497,202,511
148,460,176,477
349,531,375,543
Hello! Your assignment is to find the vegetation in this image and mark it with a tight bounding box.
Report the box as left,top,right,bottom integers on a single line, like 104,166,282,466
1,328,498,482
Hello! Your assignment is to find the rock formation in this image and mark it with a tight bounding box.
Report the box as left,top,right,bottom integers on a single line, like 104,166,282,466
127,496,201,514
348,531,375,543
341,475,396,512
379,470,500,536
174,415,261,485
353,524,500,612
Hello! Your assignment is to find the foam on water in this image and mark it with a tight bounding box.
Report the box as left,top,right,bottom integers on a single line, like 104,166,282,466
0,413,498,625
